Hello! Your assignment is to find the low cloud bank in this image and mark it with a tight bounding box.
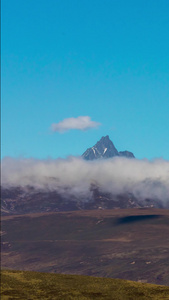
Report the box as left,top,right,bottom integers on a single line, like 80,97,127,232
51,116,100,132
2,156,169,205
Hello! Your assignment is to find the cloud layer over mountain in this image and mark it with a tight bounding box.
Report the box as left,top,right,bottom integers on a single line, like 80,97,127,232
51,116,101,132
2,156,169,206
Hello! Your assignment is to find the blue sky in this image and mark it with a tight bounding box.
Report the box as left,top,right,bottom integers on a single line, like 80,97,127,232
2,0,169,160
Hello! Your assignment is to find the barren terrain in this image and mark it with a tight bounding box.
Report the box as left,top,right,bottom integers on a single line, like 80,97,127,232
1,208,169,286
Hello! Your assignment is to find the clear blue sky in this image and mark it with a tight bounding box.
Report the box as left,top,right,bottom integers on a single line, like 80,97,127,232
2,0,169,160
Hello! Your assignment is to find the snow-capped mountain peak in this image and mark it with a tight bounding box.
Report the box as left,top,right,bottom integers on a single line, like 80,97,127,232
82,135,134,160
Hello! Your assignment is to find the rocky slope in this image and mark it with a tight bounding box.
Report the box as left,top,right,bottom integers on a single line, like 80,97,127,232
1,184,163,216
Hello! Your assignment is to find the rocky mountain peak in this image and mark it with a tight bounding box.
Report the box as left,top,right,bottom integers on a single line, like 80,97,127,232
82,136,135,160
100,135,110,141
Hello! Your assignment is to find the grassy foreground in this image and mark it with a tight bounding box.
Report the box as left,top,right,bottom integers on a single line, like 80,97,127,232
1,270,169,300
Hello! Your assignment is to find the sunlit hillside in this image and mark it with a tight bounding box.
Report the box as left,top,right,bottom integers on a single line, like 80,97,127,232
1,270,169,300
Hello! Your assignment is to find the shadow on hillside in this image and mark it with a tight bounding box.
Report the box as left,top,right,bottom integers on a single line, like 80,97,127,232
115,214,161,225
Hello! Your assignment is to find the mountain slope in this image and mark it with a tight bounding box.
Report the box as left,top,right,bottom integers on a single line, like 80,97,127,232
1,184,163,216
82,135,135,160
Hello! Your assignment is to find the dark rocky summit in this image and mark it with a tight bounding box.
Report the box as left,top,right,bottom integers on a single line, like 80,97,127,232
82,135,135,160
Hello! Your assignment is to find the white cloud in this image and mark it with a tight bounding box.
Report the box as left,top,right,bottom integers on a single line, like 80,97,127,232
51,116,101,132
2,156,169,206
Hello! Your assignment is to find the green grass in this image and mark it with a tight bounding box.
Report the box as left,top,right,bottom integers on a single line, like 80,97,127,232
1,270,169,300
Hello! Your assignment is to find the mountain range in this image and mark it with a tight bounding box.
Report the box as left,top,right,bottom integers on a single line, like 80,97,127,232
82,135,135,160
1,136,167,215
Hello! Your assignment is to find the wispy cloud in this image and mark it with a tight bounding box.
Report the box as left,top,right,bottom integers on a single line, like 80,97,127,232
51,116,101,132
2,156,169,206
